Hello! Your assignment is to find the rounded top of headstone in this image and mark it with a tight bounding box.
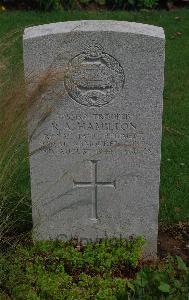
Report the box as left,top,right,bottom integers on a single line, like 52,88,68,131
23,20,165,40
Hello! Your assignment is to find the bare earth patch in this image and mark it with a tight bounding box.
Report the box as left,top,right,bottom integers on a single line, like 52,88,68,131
158,223,189,264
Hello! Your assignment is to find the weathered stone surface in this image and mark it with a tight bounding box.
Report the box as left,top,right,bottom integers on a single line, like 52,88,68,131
23,20,165,256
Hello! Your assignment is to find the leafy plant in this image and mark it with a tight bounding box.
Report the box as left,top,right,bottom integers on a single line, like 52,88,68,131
1,238,189,299
138,0,158,8
1,0,160,10
36,0,62,10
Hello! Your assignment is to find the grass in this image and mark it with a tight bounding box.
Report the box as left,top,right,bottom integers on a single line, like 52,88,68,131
0,8,189,241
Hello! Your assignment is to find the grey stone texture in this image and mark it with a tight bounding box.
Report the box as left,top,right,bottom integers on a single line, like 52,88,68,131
23,20,165,256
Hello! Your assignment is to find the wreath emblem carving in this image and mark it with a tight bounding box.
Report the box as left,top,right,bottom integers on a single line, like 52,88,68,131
64,44,125,107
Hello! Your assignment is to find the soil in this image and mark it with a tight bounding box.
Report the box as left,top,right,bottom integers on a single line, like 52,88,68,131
158,223,189,265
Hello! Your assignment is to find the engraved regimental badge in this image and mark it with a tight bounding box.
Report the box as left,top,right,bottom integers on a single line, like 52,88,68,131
64,44,125,107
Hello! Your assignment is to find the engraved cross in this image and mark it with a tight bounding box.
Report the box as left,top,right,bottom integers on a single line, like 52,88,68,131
73,160,116,221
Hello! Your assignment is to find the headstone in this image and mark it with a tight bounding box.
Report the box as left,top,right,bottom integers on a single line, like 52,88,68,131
23,20,165,256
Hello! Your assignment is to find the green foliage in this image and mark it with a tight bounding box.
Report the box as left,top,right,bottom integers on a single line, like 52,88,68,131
129,256,189,299
1,239,189,299
106,0,158,9
138,0,158,8
82,237,145,271
0,237,144,299
36,0,62,11
2,0,160,10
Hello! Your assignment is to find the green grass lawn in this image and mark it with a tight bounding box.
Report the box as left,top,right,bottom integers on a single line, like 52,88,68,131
0,8,189,235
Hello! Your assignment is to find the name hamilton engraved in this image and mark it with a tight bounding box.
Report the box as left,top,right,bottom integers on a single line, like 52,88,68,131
64,44,125,107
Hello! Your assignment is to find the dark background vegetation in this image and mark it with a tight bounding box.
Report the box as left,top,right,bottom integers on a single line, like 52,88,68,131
0,0,189,10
